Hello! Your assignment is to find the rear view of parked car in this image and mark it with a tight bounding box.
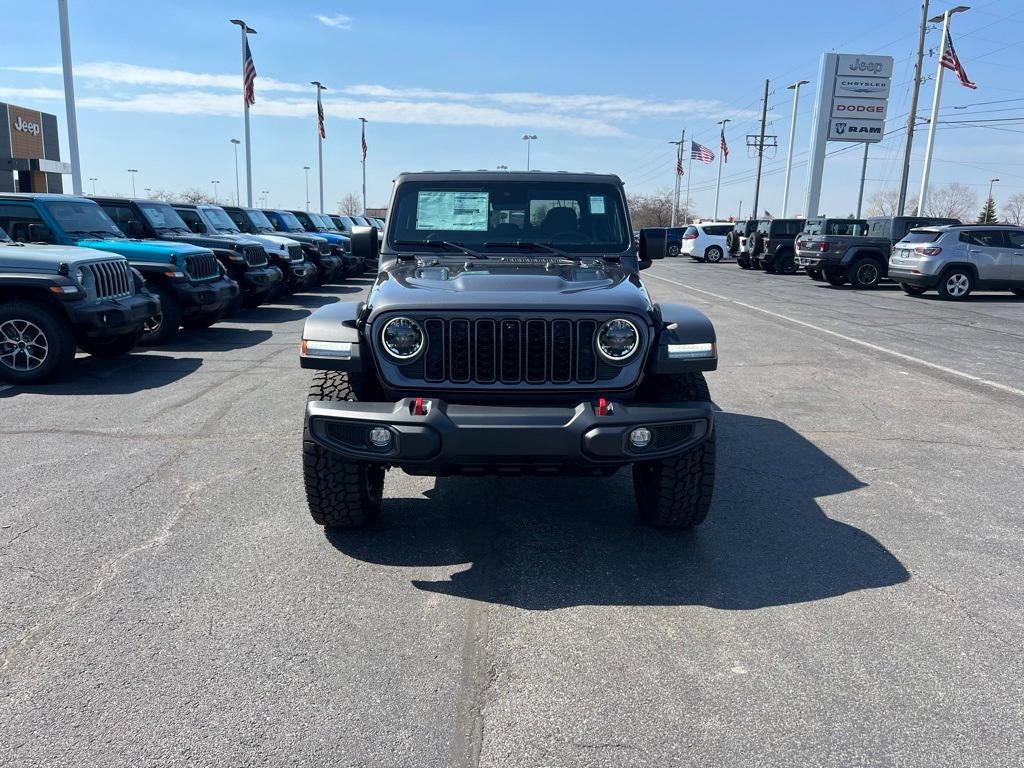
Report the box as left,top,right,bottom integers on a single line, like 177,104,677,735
889,224,1024,300
681,222,732,263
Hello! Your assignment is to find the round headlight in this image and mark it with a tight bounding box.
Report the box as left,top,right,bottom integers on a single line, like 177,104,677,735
596,318,640,363
75,266,87,285
381,317,425,361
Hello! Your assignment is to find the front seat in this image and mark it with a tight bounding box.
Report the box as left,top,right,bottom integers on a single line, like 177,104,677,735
541,207,579,238
9,222,31,243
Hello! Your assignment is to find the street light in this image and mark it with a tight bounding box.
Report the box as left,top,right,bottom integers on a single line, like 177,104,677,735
988,177,999,201
211,180,220,202
144,187,152,199
230,139,241,204
781,80,809,217
261,189,269,208
521,134,537,171
497,164,508,170
230,19,257,206
303,166,311,211
88,176,97,195
127,168,138,197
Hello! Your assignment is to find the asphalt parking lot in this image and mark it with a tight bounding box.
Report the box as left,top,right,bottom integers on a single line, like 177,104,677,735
2,260,1022,767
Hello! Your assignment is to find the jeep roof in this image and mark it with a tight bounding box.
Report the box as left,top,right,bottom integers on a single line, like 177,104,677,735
395,170,623,185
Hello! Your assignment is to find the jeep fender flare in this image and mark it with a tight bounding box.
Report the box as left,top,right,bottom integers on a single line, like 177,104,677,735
840,247,887,267
300,300,366,371
649,303,718,374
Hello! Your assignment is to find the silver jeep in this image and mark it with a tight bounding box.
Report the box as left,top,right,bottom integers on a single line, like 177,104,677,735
888,224,1024,300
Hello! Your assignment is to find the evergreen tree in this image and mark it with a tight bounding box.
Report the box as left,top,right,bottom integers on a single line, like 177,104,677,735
977,197,998,224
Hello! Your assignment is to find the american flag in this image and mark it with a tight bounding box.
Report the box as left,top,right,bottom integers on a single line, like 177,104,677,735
361,121,368,161
317,95,326,139
941,30,976,90
720,127,729,163
243,39,256,106
676,155,684,176
691,140,714,165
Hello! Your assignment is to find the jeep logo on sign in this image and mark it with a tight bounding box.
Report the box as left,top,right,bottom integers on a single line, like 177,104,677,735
13,116,41,136
847,57,885,74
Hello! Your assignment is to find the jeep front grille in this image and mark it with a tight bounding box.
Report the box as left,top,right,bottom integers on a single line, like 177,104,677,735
317,241,330,256
287,244,304,262
382,315,647,388
84,260,133,300
184,253,219,281
242,244,268,267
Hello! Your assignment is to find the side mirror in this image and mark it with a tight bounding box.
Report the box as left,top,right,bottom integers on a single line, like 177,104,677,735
350,225,379,262
27,223,53,242
638,227,666,269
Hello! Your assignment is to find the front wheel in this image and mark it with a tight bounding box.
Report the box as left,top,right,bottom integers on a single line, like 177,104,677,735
303,370,385,529
668,244,680,257
141,283,182,345
632,372,716,529
704,246,724,263
0,302,76,384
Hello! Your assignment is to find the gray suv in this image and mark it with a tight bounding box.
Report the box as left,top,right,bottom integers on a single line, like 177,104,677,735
889,224,1024,300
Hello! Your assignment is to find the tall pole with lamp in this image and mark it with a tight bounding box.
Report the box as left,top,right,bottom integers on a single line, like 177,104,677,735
56,0,83,195
127,169,137,197
311,81,327,214
522,134,537,170
230,139,241,204
229,19,257,206
781,80,808,217
303,166,310,211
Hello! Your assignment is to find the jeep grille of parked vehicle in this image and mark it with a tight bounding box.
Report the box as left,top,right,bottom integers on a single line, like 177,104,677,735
83,260,134,300
287,244,304,262
374,313,648,389
242,244,269,268
317,241,331,256
185,253,220,281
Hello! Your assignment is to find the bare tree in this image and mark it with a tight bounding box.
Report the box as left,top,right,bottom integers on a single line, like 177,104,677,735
338,192,363,216
178,187,216,204
922,182,977,220
866,187,917,217
1002,192,1024,225
627,189,697,229
147,188,180,203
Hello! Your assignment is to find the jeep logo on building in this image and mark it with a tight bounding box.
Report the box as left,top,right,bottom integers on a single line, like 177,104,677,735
847,57,885,75
13,116,41,136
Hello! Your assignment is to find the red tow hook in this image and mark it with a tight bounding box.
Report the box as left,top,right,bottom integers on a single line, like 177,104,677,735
596,397,613,416
412,396,428,416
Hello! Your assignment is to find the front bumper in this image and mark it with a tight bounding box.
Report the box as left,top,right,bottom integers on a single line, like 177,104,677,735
306,397,713,474
64,293,160,337
887,266,940,288
317,254,343,280
242,265,282,291
286,260,315,286
172,276,239,315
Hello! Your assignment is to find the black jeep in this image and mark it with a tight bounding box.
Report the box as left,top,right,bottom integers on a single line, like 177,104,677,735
300,171,719,530
747,218,805,273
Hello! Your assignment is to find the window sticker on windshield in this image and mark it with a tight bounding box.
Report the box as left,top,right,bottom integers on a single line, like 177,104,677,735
590,195,606,215
416,191,489,231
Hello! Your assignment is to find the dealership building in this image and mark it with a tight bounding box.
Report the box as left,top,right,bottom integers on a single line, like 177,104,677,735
1,102,71,194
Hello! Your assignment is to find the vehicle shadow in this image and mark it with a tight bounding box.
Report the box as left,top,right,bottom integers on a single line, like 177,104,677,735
3,353,204,397
155,327,273,353
229,306,313,324
326,412,909,610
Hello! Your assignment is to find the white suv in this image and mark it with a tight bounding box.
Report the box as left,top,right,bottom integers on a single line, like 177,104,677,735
889,224,1024,300
681,222,734,263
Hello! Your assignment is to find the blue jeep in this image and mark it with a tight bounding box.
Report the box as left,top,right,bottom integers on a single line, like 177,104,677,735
263,209,342,286
289,211,360,277
0,194,238,344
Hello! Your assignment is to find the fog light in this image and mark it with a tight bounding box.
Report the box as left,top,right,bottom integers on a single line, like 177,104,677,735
369,427,392,448
629,427,652,449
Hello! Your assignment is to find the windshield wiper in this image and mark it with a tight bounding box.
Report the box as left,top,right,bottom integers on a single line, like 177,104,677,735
483,240,577,260
393,240,487,259
68,230,120,239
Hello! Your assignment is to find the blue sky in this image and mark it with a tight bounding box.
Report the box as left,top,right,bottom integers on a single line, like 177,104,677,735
2,0,1023,217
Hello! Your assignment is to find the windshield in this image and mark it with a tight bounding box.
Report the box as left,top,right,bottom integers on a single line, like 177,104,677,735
0,226,10,243
138,201,190,233
315,214,339,231
388,180,629,253
275,211,305,231
44,200,124,238
200,206,241,233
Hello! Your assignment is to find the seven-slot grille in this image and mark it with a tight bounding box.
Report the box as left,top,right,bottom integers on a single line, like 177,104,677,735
241,244,268,267
412,317,614,385
317,241,331,255
287,244,304,262
84,260,133,300
184,253,220,281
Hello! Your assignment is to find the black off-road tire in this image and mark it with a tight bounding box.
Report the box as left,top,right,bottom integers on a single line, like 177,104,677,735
807,268,824,281
762,254,777,273
775,251,798,275
303,370,385,529
726,231,739,256
632,372,716,529
823,268,847,287
0,301,76,385
141,283,182,345
78,327,143,357
901,283,927,296
848,257,883,289
737,255,751,270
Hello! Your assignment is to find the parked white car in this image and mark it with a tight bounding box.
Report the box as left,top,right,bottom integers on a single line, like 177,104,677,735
681,222,734,263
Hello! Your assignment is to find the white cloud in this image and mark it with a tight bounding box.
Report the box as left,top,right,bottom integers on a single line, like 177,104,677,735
314,13,352,29
5,63,308,93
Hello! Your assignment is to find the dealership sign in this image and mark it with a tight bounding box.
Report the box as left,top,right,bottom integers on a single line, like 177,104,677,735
831,98,888,119
827,53,893,144
828,119,885,141
834,76,891,99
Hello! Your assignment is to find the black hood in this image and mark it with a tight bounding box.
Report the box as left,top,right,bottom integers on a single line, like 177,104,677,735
368,257,652,316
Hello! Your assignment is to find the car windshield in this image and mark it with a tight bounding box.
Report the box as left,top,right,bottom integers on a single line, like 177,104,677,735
313,213,338,231
238,208,274,232
0,226,11,243
137,201,190,233
388,180,629,253
276,211,305,231
44,200,124,238
200,206,241,233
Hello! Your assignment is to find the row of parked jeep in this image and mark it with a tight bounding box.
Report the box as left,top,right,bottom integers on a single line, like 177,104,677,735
722,215,1024,299
0,192,384,384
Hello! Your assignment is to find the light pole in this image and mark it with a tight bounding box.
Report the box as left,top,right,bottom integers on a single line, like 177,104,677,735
127,169,138,197
303,166,311,211
260,190,270,208
359,117,368,215
88,177,97,195
522,134,537,170
57,0,83,195
918,5,970,215
312,81,327,214
782,79,809,217
229,18,257,206
230,139,241,204
714,119,731,220
211,180,220,202
144,187,152,199
988,177,999,201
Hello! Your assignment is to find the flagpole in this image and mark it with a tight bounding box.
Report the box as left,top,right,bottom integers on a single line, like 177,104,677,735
918,8,962,215
230,19,256,207
312,81,326,214
359,117,368,215
683,143,693,225
714,119,730,220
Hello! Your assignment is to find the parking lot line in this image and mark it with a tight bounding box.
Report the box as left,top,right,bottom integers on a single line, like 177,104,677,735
646,272,1024,400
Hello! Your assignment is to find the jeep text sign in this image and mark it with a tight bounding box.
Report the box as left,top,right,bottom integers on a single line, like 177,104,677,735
828,119,885,141
7,104,45,159
835,54,894,79
830,98,888,119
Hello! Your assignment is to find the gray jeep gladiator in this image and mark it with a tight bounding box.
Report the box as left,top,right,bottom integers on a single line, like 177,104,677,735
299,171,719,529
0,224,158,383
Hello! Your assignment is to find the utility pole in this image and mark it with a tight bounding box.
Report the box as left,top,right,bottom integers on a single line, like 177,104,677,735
669,129,685,227
782,80,809,217
752,79,770,220
56,0,82,195
897,0,930,216
312,81,327,214
714,119,730,220
856,143,870,218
